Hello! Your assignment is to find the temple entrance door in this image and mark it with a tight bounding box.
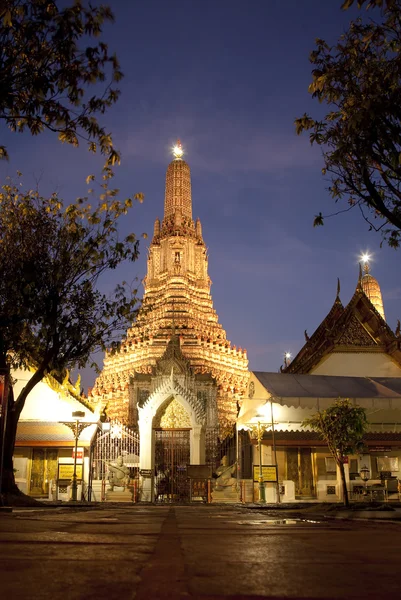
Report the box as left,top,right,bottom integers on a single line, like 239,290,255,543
286,447,315,498
154,429,190,502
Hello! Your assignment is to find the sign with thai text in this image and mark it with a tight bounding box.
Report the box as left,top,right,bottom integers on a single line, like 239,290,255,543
253,465,278,483
58,464,83,480
190,479,207,500
140,469,153,478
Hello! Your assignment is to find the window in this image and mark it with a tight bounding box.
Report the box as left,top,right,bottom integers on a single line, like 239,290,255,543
325,457,336,473
376,456,399,473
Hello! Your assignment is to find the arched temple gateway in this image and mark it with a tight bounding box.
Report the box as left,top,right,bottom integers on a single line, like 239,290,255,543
90,141,249,501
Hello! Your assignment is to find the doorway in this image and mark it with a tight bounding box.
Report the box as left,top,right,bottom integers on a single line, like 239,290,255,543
154,429,190,502
286,447,315,498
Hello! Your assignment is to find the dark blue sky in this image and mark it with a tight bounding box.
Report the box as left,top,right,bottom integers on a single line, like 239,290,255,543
1,1,399,391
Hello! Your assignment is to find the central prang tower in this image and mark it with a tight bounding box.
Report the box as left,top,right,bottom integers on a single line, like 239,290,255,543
91,141,249,435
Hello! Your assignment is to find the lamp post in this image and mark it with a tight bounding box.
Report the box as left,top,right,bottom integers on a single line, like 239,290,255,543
270,400,281,504
250,421,267,504
62,411,91,502
360,465,370,497
245,400,280,505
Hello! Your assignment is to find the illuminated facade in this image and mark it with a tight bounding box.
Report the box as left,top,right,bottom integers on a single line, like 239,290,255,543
238,265,401,504
14,368,98,500
284,264,400,377
91,141,248,500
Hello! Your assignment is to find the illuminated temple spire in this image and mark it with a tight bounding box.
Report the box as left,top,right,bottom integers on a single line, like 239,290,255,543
91,140,249,432
164,139,192,220
358,254,386,321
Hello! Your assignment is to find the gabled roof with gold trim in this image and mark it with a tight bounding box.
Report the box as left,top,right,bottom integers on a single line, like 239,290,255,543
284,282,401,375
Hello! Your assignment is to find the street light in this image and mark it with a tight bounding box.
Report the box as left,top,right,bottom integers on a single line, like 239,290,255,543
249,421,271,504
62,411,90,502
239,399,281,505
360,464,370,495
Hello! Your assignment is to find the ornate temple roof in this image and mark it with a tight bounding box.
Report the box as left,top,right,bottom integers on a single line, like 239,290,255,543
284,275,401,375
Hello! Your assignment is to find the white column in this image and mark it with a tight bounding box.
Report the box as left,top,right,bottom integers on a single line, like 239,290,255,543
191,425,203,464
138,408,153,502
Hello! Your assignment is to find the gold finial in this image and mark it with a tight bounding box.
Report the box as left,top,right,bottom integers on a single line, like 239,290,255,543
172,139,184,159
336,277,341,298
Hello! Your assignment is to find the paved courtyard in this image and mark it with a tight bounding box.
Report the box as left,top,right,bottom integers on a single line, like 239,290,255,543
0,504,400,599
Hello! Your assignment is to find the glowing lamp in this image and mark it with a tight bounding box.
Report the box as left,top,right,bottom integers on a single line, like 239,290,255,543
360,465,370,482
172,139,184,159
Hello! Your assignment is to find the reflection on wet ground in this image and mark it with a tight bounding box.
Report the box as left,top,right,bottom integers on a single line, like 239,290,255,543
233,518,321,526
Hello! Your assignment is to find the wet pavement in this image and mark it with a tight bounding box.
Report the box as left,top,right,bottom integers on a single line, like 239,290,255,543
0,504,400,599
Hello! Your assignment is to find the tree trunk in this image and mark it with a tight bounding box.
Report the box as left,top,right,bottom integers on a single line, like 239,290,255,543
338,460,349,507
1,380,26,500
1,364,46,504
1,404,21,498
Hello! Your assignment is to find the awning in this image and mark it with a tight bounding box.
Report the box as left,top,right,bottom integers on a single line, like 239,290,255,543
237,372,401,430
16,421,97,447
253,372,401,409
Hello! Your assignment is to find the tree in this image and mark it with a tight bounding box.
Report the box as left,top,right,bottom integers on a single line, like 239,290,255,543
0,0,122,165
295,0,401,247
303,399,368,506
0,172,144,502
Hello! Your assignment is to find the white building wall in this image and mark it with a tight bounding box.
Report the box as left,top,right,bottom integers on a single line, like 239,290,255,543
311,352,401,377
14,367,96,437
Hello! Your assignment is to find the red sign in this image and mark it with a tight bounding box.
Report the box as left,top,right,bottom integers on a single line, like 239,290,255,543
72,448,83,460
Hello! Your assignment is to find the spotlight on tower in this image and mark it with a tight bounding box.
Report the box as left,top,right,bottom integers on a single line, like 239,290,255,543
360,252,371,265
172,139,184,159
284,352,292,367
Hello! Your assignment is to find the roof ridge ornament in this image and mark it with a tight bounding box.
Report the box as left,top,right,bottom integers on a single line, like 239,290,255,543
357,263,363,291
336,277,341,301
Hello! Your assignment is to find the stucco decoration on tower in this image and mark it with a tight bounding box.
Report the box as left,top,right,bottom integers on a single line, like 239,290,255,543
164,139,192,220
359,260,386,321
90,141,249,435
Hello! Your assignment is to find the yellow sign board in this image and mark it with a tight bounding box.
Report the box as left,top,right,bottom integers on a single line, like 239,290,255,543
253,465,278,483
58,464,83,480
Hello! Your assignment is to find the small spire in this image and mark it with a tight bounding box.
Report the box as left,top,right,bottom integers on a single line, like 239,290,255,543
164,138,192,220
336,277,341,299
357,263,363,290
